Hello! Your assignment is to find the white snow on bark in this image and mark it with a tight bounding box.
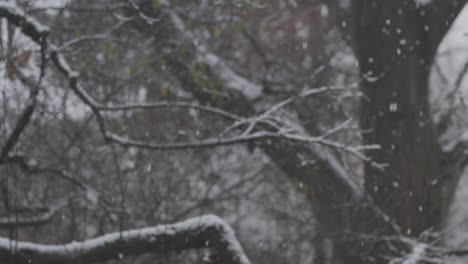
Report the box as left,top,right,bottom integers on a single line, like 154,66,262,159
401,243,426,264
198,53,263,100
167,9,263,100
414,0,432,6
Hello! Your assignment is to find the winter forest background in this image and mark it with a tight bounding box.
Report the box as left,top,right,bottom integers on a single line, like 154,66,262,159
2,0,468,263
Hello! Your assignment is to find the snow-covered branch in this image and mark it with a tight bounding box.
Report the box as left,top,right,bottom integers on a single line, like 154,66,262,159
0,214,251,264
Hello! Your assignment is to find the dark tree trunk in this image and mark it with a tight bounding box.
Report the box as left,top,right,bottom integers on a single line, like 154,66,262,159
343,1,466,263
355,0,443,233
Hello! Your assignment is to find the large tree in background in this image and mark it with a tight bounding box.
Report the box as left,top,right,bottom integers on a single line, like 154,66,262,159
348,1,466,262
1,0,468,264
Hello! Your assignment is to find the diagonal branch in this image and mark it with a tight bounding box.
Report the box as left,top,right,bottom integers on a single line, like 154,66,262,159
164,6,263,100
0,65,42,161
0,4,48,160
0,92,37,160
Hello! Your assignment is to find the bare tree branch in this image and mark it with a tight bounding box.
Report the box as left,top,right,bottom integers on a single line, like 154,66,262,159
98,101,242,120
0,197,69,229
1,153,88,191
